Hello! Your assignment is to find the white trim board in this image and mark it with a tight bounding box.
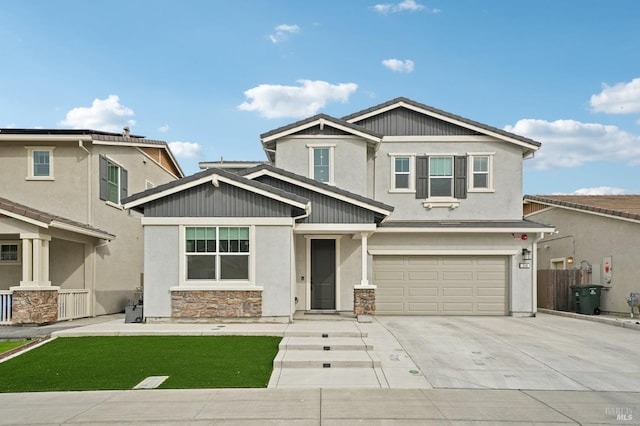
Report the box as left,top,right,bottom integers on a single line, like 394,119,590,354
142,217,294,226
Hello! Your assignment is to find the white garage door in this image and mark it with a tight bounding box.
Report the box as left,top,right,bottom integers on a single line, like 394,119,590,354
374,255,508,315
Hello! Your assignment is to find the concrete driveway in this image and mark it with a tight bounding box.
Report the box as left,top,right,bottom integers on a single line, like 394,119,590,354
377,313,640,391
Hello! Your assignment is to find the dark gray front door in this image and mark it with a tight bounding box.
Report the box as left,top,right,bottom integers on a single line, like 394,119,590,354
311,239,336,310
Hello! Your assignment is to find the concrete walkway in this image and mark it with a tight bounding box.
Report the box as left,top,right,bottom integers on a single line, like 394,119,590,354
0,388,637,425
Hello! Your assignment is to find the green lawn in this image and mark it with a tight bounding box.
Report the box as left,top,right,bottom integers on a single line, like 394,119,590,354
0,336,281,392
0,340,28,354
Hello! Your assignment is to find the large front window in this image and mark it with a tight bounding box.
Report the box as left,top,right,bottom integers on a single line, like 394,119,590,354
429,156,453,197
185,226,250,281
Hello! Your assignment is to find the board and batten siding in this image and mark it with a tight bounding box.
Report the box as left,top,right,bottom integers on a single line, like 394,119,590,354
142,182,299,218
352,107,481,136
254,176,376,224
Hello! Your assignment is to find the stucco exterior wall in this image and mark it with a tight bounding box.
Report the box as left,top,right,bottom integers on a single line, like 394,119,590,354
143,225,180,318
274,137,369,195
255,226,292,318
374,140,524,221
529,208,640,314
50,239,85,289
369,232,536,316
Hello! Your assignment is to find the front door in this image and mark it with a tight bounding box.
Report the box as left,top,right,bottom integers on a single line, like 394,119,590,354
310,239,336,310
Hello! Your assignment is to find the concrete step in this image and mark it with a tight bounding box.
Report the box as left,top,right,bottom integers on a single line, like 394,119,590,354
274,350,381,368
279,336,372,351
283,330,367,338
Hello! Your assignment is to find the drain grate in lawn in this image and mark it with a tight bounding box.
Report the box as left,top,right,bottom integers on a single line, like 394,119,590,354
0,336,281,393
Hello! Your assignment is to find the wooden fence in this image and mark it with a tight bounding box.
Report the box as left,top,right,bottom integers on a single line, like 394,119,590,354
537,269,584,312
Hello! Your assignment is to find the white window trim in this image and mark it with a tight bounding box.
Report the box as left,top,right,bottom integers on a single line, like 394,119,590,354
25,146,55,180
104,156,125,205
0,241,21,265
388,153,416,193
178,225,256,287
426,155,454,199
307,144,335,185
468,152,495,193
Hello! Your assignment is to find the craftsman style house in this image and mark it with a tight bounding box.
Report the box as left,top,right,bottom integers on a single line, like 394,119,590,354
124,98,552,321
0,129,183,324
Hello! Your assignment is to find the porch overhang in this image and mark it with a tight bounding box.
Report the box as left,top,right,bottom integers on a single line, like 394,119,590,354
294,223,377,234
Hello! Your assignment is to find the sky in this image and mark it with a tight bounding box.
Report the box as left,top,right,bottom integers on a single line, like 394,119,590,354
1,0,640,195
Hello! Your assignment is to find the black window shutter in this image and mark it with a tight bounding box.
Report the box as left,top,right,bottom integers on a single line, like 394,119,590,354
120,167,128,202
99,155,108,201
454,155,467,199
415,156,429,199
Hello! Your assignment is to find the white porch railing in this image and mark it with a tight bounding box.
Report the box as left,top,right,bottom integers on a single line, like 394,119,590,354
58,289,90,321
0,291,11,324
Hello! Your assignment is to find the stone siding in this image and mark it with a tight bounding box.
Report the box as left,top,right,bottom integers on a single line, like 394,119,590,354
354,288,376,315
12,289,58,325
171,290,262,318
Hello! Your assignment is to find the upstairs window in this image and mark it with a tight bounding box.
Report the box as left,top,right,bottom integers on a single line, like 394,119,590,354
25,147,55,180
185,226,250,281
389,154,415,192
429,156,453,197
99,155,128,204
307,145,335,184
468,153,494,192
416,155,467,200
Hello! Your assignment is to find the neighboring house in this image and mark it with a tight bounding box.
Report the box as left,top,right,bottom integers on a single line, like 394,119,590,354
524,195,640,315
124,97,552,322
0,129,183,325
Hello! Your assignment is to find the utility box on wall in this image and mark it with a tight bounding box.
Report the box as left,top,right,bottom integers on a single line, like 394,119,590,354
602,256,613,284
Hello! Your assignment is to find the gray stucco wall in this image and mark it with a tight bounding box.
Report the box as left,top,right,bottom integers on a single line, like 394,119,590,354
50,239,85,289
255,226,292,317
143,225,180,318
374,140,524,221
529,208,640,314
274,137,369,195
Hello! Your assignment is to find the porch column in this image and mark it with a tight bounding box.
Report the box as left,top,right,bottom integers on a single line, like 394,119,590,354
360,232,369,286
19,234,51,287
354,232,376,316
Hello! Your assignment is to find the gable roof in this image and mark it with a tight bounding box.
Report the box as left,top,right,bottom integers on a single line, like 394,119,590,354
240,164,394,217
123,167,310,213
524,195,640,223
0,128,184,178
0,197,115,240
342,97,541,154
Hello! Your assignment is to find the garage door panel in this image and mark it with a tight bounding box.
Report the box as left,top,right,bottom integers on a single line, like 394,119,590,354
374,255,507,316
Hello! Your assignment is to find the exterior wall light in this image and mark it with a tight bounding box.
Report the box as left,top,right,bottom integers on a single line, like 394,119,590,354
522,248,532,261
567,256,574,265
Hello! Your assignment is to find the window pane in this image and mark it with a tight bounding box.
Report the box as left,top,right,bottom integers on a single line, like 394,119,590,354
220,255,249,280
431,178,452,197
107,162,119,203
186,227,216,253
220,240,229,252
395,157,409,173
186,228,196,239
239,228,249,239
473,156,488,172
0,244,18,261
430,157,452,176
395,174,409,189
187,255,216,279
474,174,488,188
33,151,50,176
313,148,330,183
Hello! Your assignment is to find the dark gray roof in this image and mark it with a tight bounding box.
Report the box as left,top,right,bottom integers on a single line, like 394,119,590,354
525,195,640,222
260,114,384,141
123,167,310,209
379,219,553,229
0,128,146,138
240,164,394,214
0,197,115,239
341,97,542,148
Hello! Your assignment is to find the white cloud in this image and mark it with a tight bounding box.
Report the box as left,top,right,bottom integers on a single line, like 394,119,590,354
269,24,300,44
373,0,439,14
158,123,169,133
58,95,135,132
568,186,628,195
168,141,201,159
504,118,640,170
590,78,640,114
238,80,358,119
382,58,414,73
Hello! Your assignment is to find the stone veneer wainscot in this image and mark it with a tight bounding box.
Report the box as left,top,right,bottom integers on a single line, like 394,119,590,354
171,290,262,318
354,288,375,315
11,289,59,325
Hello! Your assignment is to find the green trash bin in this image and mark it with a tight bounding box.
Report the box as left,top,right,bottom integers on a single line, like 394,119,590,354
570,285,604,315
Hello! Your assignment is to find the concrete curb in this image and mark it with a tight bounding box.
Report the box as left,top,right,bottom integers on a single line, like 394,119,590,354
538,308,640,331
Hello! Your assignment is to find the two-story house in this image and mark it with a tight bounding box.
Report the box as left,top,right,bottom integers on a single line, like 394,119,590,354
123,97,553,322
0,129,183,325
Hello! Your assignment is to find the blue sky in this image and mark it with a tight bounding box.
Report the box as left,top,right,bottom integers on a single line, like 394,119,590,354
2,0,640,195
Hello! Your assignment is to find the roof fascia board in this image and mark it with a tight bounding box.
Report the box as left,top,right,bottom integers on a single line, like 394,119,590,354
294,224,377,233
135,147,182,179
141,217,295,226
213,175,309,210
384,135,497,142
123,175,219,209
374,226,554,233
92,140,169,149
347,100,539,152
0,208,49,228
524,199,640,225
50,221,114,240
262,118,381,144
244,169,392,215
